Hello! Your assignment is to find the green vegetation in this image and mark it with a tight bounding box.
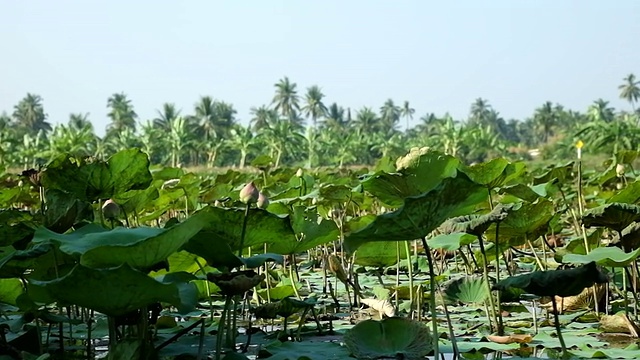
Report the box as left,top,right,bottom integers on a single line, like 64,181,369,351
1,74,640,171
2,143,640,359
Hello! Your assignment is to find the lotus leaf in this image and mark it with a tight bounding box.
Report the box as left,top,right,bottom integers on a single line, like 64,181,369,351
345,174,486,253
582,202,640,232
29,264,197,317
444,276,489,305
492,261,608,297
344,317,432,360
563,246,640,267
361,147,459,207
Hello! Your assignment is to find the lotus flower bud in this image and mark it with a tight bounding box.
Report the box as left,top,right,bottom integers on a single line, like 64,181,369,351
214,200,222,207
257,192,270,209
239,182,260,204
616,163,625,178
295,168,304,178
102,199,120,219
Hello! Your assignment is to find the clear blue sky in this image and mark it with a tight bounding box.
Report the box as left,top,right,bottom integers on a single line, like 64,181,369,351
1,1,638,136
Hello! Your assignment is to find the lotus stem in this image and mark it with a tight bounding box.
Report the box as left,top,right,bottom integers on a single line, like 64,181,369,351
477,235,498,333
420,237,439,359
494,223,504,336
237,203,251,257
404,240,414,318
551,297,569,358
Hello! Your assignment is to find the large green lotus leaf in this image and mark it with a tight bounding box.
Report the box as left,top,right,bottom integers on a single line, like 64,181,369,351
360,148,460,207
0,209,37,247
582,203,640,232
532,161,574,185
191,206,297,252
354,241,407,268
0,242,55,278
613,222,640,252
345,174,486,253
261,340,352,360
0,278,24,306
459,158,527,189
43,189,83,233
267,206,339,255
29,264,197,317
439,203,515,237
607,180,640,204
499,182,553,202
41,148,153,201
492,261,608,297
344,317,432,360
428,232,476,252
113,185,160,218
486,199,554,246
444,276,489,305
616,149,639,165
33,211,207,270
563,246,640,267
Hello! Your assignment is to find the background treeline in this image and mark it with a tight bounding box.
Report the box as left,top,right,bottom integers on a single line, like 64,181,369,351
1,74,639,170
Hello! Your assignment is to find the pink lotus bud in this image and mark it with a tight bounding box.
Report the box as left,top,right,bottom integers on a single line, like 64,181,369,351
239,182,260,204
257,192,270,209
295,168,304,178
102,199,120,219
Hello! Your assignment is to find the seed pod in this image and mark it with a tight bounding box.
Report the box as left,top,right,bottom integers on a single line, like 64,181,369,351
239,182,260,204
102,199,120,219
207,270,265,296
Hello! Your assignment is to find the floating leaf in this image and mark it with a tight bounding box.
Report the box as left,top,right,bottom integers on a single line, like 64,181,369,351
344,317,432,360
444,276,489,305
563,246,640,267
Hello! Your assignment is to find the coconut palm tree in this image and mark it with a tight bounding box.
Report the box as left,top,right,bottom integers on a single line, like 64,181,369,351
469,98,492,127
619,73,640,112
302,85,328,128
354,107,380,134
250,105,277,132
379,99,401,134
587,99,615,123
322,103,350,135
533,101,558,143
153,103,181,131
68,113,93,132
272,77,300,122
400,101,415,132
106,92,137,137
193,96,217,143
12,93,51,136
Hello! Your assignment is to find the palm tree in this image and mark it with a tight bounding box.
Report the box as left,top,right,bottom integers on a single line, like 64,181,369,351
379,99,401,134
354,107,380,134
271,77,300,122
533,101,558,143
68,113,93,132
619,73,640,112
400,101,415,131
249,105,277,132
12,93,51,135
587,99,615,123
322,103,349,135
154,103,181,131
193,96,217,142
468,98,493,128
301,85,328,128
106,93,137,137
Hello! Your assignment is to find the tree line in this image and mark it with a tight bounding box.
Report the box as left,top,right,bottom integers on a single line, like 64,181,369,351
1,74,639,170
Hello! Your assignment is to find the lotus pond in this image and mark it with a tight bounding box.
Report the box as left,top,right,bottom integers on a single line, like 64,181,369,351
1,147,640,360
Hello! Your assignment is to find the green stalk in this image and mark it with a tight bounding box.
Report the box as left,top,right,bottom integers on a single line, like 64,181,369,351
237,203,251,257
195,258,214,321
404,241,414,318
420,237,439,358
494,223,504,336
215,296,232,360
477,235,498,333
552,298,569,358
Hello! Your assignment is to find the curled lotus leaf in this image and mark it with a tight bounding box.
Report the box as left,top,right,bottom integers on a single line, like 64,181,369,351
439,202,516,236
207,270,264,296
492,261,608,298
